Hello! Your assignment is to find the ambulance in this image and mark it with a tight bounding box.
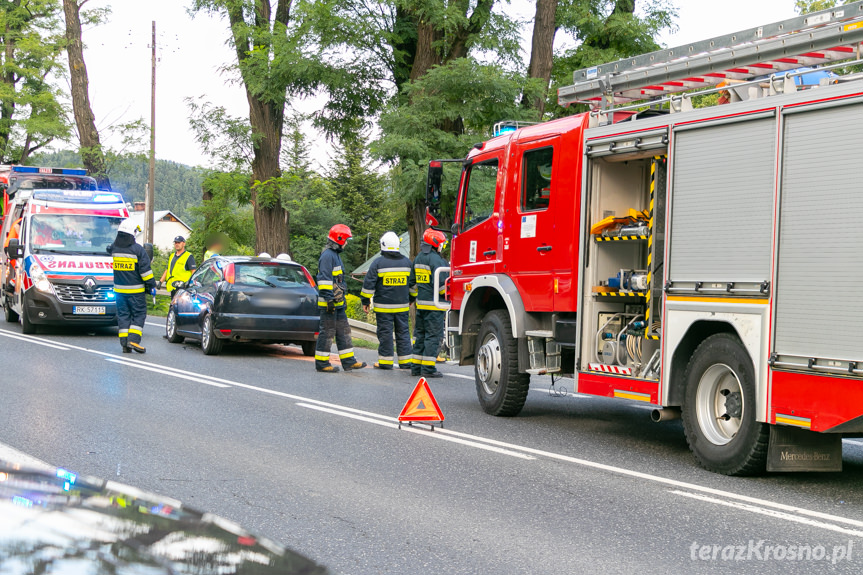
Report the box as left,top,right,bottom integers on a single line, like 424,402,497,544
1,180,129,333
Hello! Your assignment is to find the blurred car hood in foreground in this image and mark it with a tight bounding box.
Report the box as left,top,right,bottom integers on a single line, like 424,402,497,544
0,461,328,574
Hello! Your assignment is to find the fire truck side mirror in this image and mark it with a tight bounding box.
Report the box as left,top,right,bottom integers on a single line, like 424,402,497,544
143,242,154,262
4,238,23,260
426,161,443,221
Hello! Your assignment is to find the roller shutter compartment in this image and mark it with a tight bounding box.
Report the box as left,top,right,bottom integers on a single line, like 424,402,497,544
669,118,776,283
774,103,863,362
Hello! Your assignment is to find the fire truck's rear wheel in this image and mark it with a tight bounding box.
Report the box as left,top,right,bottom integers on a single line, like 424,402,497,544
4,296,18,323
682,333,768,476
475,310,529,417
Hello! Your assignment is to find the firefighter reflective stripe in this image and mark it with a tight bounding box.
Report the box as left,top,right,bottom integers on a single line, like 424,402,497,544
360,288,374,299
332,266,343,276
113,257,137,271
318,280,334,291
399,357,414,366
318,299,345,307
414,264,432,284
119,329,129,338
416,300,441,311
141,271,154,281
378,358,394,365
115,285,145,294
419,356,436,366
315,353,331,361
409,286,418,297
129,326,143,336
338,348,354,359
374,303,409,313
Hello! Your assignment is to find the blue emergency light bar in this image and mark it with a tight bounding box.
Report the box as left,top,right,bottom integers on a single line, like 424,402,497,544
11,166,88,176
31,190,124,204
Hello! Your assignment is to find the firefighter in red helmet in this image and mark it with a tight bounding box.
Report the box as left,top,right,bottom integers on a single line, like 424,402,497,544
313,224,367,373
409,228,449,378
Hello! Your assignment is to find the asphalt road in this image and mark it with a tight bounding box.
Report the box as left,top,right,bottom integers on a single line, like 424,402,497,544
3,319,863,574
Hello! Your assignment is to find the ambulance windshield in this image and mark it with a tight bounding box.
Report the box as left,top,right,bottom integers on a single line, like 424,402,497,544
28,214,123,255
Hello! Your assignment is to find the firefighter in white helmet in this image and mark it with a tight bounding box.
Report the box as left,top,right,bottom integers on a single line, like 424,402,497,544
361,232,413,370
107,218,156,353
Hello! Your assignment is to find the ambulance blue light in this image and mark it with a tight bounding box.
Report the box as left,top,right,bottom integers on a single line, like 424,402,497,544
93,193,122,203
12,496,33,508
56,468,77,484
106,290,116,300
61,168,88,176
11,166,39,174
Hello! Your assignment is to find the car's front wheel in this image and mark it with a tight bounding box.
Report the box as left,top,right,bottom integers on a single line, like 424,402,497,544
166,307,184,344
20,305,35,334
201,314,223,356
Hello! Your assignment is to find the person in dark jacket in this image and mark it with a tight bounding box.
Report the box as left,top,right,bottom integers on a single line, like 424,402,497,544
108,219,156,353
410,228,450,378
361,232,413,370
314,224,367,373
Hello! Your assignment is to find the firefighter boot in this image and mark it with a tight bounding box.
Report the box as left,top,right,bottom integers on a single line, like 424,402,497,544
128,342,146,354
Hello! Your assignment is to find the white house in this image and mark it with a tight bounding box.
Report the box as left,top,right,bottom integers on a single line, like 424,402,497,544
128,203,192,252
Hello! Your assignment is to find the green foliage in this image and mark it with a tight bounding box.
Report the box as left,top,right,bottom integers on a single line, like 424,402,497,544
374,57,543,205
146,293,172,318
0,0,71,163
188,171,256,259
548,0,677,117
32,149,204,223
795,0,855,13
345,293,375,324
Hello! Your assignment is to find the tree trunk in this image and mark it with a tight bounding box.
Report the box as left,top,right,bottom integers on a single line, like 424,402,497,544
522,0,557,115
247,94,290,255
63,0,110,189
0,15,18,162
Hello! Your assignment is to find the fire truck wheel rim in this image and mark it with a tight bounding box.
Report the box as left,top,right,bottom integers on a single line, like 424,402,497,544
477,333,502,395
695,363,743,446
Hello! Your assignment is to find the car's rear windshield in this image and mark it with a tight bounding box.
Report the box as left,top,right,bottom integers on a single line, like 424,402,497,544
234,263,309,288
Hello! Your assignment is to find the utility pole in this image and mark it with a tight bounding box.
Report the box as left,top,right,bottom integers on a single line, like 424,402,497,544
145,21,156,244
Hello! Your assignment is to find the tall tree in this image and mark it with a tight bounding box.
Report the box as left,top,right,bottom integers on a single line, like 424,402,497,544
523,0,558,115
190,0,302,255
795,0,855,12
0,0,69,163
63,0,109,189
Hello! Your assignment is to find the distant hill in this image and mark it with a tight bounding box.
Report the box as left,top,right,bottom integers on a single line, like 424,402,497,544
32,150,204,223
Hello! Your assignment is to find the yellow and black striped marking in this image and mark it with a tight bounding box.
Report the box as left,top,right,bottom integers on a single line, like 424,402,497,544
595,235,649,242
594,291,648,298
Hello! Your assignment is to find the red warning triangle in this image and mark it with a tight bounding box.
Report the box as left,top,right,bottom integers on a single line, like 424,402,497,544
398,378,445,422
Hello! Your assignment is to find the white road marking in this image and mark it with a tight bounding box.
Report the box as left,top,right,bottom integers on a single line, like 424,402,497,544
0,329,69,351
442,373,474,380
0,442,53,471
6,326,863,536
296,403,535,460
104,359,231,388
672,490,863,538
145,321,165,328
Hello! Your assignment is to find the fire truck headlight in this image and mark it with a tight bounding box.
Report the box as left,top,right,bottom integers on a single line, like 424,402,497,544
29,264,53,294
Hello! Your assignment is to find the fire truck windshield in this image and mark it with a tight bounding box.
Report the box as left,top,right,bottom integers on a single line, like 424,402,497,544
28,214,123,255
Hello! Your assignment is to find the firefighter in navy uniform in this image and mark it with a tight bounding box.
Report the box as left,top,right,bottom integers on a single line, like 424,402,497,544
361,232,413,370
314,224,367,373
108,219,156,353
410,228,449,378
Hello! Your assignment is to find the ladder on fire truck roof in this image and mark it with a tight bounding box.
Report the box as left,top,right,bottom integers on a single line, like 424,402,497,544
558,1,863,110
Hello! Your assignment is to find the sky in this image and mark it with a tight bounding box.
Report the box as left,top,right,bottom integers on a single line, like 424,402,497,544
77,0,800,169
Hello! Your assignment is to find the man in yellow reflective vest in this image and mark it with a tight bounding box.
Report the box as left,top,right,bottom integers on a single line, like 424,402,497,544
159,235,196,297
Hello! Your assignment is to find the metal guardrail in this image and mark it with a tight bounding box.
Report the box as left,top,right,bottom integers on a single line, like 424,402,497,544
349,319,378,342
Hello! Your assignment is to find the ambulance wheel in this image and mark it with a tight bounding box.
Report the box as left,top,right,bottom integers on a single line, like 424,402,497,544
475,310,530,417
4,296,18,323
681,333,768,476
20,305,36,334
301,341,316,357
165,307,184,344
201,313,223,356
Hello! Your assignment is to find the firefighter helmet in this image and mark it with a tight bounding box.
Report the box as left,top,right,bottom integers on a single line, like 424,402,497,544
328,224,352,246
380,231,401,252
118,218,141,235
423,228,447,250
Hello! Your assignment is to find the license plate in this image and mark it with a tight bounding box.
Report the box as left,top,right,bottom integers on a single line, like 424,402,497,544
73,306,106,315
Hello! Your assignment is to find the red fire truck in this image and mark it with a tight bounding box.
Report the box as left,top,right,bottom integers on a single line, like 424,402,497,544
426,2,863,474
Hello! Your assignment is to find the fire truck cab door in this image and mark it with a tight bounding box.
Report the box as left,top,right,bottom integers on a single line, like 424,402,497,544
508,137,559,311
452,155,503,287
